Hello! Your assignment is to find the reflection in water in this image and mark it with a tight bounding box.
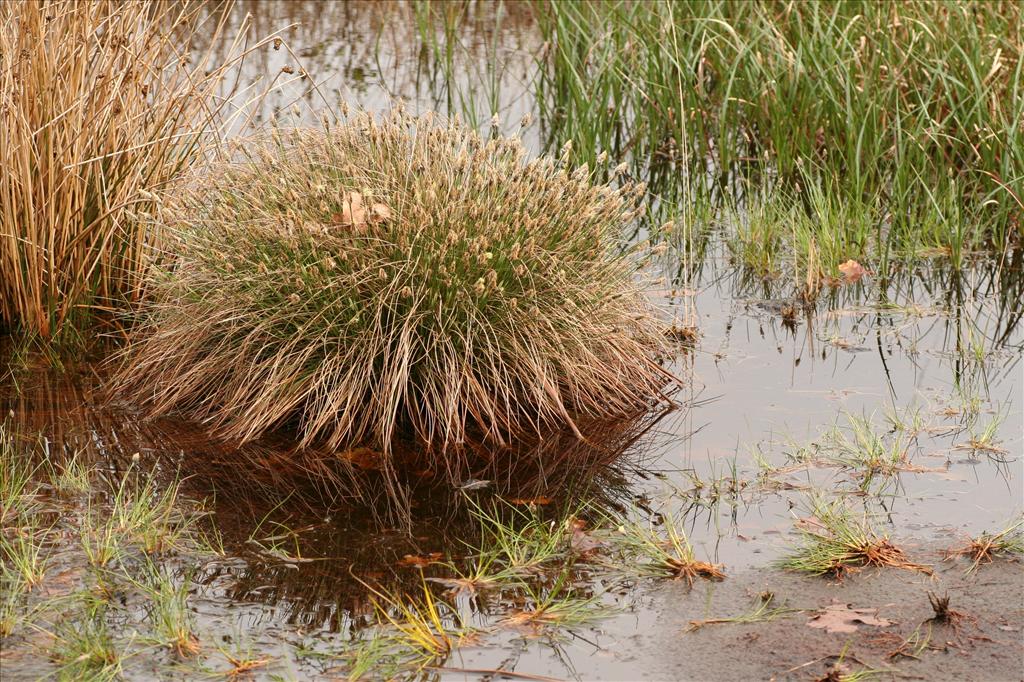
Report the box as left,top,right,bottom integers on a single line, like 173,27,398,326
0,359,676,634
190,0,540,138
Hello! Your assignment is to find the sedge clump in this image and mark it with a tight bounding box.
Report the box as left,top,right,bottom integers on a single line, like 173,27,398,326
113,109,675,492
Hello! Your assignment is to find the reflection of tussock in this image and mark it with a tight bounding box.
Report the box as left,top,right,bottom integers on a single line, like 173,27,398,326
212,404,673,520
177,409,672,632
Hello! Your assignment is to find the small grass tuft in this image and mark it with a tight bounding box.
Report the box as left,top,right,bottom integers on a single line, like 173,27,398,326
610,512,725,584
945,519,1024,573
780,500,931,578
364,577,471,665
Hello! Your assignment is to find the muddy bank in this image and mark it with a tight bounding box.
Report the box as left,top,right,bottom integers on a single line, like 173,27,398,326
444,553,1024,681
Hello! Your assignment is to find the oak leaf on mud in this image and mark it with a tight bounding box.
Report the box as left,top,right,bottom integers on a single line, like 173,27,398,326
807,601,892,634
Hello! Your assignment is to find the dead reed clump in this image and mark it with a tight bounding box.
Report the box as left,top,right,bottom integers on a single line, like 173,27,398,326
926,592,966,627
111,109,676,498
0,0,273,343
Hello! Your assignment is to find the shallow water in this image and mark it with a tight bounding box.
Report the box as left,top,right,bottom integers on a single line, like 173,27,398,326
4,257,1020,680
2,2,1022,680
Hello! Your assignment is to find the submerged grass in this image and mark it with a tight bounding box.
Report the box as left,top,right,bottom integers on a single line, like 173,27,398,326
499,565,608,633
132,564,201,657
112,109,674,501
0,520,50,591
685,591,801,633
364,577,472,667
780,499,931,578
80,471,198,567
467,498,569,576
0,425,41,526
49,609,123,682
0,425,231,678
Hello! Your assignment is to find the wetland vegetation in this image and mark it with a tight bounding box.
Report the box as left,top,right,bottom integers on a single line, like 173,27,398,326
2,1,1022,680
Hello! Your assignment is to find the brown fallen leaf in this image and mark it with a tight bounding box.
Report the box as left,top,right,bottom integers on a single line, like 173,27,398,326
807,601,892,634
397,552,443,568
336,446,382,471
838,259,866,283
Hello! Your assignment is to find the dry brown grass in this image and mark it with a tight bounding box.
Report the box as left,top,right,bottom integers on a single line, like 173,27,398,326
0,0,275,342
110,109,674,497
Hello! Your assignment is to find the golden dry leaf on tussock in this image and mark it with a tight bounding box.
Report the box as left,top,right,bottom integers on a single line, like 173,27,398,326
838,259,866,283
331,191,392,229
807,602,893,634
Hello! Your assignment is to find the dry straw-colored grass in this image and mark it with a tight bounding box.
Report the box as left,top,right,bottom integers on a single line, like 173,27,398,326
112,108,674,488
0,0,274,342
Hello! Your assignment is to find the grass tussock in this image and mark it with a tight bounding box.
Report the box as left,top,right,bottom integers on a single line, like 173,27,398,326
0,0,270,343
781,500,932,578
112,109,674,489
